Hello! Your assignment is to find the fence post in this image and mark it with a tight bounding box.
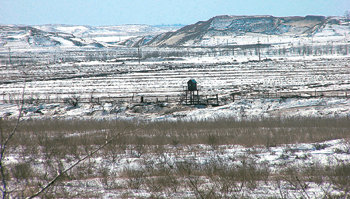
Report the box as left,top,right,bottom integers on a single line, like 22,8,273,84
216,94,219,105
197,90,200,104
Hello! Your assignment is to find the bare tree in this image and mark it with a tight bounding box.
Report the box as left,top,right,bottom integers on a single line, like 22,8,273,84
27,132,124,199
0,82,25,199
0,81,131,198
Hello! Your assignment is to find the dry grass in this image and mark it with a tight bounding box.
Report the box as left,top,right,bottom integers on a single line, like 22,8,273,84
1,117,350,198
5,117,349,148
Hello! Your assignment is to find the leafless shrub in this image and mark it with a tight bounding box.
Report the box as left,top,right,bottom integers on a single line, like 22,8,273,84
1,117,350,198
64,95,80,107
329,161,350,196
279,166,311,198
313,143,329,150
129,136,147,158
207,134,218,150
11,162,33,182
145,174,179,195
98,166,116,190
335,139,350,154
122,167,145,190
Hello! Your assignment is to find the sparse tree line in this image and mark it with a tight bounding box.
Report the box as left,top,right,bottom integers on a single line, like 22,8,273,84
1,43,349,67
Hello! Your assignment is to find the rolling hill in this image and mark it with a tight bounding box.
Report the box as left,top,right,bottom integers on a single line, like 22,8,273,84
1,15,349,49
123,15,349,47
0,24,182,49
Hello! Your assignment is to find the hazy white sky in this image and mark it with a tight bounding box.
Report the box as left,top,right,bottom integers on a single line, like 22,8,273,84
0,0,349,25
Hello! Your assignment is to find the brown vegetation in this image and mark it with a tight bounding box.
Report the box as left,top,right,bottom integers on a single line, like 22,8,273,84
1,117,350,198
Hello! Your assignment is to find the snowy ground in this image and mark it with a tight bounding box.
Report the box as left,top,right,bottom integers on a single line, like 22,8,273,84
4,133,350,198
1,97,350,121
87,139,350,198
1,54,350,121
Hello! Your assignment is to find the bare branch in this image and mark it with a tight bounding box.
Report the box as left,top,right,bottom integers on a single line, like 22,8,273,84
27,128,133,199
0,80,25,199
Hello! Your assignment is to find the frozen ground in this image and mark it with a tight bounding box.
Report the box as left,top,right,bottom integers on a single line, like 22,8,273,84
84,139,350,198
1,97,350,121
1,54,350,121
4,133,350,198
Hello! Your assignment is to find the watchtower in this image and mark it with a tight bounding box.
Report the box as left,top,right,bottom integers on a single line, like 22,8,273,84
187,79,197,91
185,79,200,105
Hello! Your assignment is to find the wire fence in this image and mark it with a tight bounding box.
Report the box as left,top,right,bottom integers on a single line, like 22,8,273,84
1,89,349,106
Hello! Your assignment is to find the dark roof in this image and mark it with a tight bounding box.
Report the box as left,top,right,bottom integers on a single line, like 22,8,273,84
188,79,197,84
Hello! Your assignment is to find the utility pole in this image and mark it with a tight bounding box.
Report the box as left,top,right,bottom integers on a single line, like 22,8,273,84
137,45,141,64
8,47,11,66
257,39,261,62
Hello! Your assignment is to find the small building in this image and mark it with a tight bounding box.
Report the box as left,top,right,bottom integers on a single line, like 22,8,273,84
187,79,197,91
185,79,199,105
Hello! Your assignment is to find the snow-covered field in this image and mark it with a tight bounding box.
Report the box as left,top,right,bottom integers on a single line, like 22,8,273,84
1,53,350,121
63,138,350,198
